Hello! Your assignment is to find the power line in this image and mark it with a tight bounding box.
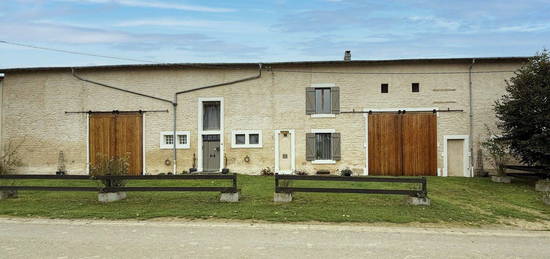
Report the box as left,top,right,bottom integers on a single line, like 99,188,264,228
0,40,156,63
0,40,251,70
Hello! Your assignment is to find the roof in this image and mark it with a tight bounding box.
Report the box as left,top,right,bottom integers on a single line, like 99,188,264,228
0,56,530,73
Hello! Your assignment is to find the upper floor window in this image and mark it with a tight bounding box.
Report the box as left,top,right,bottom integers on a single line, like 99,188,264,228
203,101,220,130
305,85,340,115
381,83,389,93
315,88,332,114
412,83,420,92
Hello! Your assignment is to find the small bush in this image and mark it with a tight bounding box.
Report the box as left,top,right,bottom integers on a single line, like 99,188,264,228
340,168,353,177
260,167,274,176
294,169,308,176
90,155,129,188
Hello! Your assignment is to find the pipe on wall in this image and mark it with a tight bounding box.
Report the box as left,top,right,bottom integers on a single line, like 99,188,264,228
71,64,263,175
468,59,476,176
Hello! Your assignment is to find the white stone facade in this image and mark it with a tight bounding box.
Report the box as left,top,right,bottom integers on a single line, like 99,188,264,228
0,58,526,175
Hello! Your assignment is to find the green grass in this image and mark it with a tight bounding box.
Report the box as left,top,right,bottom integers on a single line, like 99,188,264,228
0,175,549,225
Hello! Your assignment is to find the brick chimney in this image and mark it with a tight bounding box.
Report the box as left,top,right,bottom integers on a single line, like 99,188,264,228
344,50,351,61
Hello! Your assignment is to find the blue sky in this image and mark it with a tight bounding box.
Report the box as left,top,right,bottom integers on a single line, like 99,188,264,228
1,0,549,68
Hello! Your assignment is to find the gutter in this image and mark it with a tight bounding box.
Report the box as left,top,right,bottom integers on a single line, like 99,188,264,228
468,59,476,176
71,64,263,174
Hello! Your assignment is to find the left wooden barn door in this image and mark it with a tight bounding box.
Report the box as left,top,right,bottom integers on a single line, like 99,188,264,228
89,112,143,175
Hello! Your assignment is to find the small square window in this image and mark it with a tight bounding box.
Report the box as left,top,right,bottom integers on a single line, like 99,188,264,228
231,130,262,148
381,84,388,93
178,134,187,145
412,83,420,92
249,134,259,144
160,131,190,149
164,135,174,145
235,134,246,144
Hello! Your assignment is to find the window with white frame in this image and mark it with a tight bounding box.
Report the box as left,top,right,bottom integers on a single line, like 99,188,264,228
160,131,190,149
231,130,262,148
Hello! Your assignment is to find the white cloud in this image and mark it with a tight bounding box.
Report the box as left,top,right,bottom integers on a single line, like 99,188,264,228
0,23,131,44
57,0,235,13
114,18,268,33
408,16,462,31
497,24,550,32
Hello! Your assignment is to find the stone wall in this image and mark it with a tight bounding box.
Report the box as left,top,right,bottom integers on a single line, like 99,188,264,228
0,61,524,175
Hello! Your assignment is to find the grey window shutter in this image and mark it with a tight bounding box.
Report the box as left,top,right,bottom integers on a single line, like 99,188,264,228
305,88,316,115
332,133,341,161
306,133,315,161
331,87,340,114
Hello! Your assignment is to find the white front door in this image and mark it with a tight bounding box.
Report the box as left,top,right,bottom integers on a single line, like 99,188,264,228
275,130,295,174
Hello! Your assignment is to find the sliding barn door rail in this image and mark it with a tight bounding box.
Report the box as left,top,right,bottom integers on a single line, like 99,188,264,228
341,108,463,114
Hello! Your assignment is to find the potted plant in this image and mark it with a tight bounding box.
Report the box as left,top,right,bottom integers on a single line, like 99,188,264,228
340,168,353,177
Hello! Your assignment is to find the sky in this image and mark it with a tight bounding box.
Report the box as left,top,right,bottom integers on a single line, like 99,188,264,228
0,0,549,68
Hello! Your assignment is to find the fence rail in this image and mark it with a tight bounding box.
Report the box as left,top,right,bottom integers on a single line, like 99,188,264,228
275,174,427,197
0,173,238,193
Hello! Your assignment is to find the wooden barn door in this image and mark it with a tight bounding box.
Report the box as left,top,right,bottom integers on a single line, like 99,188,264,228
368,114,402,176
401,113,437,176
368,113,436,176
89,112,143,175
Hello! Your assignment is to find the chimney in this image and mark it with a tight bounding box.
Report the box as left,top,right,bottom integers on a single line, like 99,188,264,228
344,50,351,61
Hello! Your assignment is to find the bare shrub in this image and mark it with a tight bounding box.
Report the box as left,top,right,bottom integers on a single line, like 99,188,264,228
481,126,513,176
260,167,274,176
294,169,308,176
0,139,24,175
90,154,129,188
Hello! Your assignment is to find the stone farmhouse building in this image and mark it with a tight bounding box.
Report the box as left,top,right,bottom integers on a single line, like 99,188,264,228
0,57,527,176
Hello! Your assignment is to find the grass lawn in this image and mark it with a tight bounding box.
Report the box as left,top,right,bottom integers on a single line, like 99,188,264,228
0,175,549,226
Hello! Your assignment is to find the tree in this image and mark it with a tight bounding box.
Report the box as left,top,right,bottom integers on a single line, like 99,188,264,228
494,50,550,167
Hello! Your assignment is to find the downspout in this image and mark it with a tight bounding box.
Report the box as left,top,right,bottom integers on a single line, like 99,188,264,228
468,59,476,176
172,63,262,173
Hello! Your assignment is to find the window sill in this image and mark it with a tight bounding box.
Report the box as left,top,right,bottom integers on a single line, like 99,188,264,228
231,145,262,149
311,160,336,164
160,146,189,149
310,114,336,118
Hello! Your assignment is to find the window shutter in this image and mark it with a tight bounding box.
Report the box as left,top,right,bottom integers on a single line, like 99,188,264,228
305,88,316,115
306,133,315,161
331,87,340,114
332,133,341,161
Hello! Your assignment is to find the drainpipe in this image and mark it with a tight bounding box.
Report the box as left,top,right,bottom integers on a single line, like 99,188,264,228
71,68,175,105
172,63,262,173
468,59,476,176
